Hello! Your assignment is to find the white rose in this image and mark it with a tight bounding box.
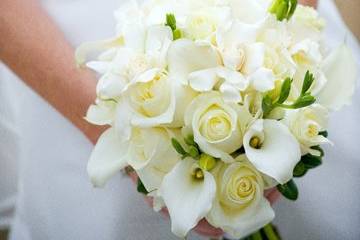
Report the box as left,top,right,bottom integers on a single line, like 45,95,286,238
185,92,251,162
185,7,231,43
206,155,274,239
283,104,331,156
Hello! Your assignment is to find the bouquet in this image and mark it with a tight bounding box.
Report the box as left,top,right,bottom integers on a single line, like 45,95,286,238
76,0,357,238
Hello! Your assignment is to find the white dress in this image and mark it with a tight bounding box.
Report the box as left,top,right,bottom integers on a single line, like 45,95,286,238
0,0,359,239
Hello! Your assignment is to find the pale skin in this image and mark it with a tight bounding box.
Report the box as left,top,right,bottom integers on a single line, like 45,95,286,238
0,0,317,238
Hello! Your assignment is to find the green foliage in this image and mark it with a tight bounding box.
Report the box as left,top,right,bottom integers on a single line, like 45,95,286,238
165,13,182,40
171,138,187,156
277,179,298,201
262,70,317,118
269,0,298,21
137,178,149,195
294,145,325,178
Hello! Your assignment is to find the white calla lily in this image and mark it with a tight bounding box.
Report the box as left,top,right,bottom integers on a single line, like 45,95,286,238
167,39,221,85
316,44,358,111
87,128,129,187
207,156,274,239
159,158,216,238
244,120,301,184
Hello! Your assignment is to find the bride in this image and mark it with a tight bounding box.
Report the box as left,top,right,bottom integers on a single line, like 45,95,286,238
0,0,359,239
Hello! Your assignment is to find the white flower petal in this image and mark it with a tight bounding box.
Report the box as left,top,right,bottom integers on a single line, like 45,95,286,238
242,43,265,75
220,83,242,103
159,159,216,238
96,72,127,99
75,37,124,66
316,44,358,111
167,39,221,84
86,61,111,74
146,25,173,55
188,68,219,92
249,68,276,92
87,128,128,187
85,100,117,126
228,0,268,24
244,120,301,184
208,192,274,239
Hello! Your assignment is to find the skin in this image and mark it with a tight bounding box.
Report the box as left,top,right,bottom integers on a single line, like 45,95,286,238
0,0,317,238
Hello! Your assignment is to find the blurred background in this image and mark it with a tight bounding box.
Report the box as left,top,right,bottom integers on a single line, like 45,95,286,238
0,1,359,240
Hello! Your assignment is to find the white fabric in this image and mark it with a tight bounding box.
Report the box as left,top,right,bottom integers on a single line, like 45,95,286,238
0,66,20,230
0,0,358,239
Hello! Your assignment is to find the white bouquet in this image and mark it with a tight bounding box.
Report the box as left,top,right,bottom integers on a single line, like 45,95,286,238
76,0,357,238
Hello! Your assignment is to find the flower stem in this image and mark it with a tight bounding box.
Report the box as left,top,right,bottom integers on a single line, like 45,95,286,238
263,224,279,240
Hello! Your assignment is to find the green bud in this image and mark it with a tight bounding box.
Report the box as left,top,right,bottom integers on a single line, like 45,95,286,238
277,179,298,201
262,95,274,117
199,154,217,171
277,77,292,104
269,0,298,21
171,138,187,156
292,94,316,109
188,146,200,159
184,134,196,146
165,13,177,31
173,29,182,40
301,70,315,95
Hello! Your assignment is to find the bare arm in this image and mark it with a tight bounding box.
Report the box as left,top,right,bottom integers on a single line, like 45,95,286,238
300,0,318,8
0,0,105,143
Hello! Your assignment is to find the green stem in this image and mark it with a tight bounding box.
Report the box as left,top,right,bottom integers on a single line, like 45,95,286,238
251,231,263,240
263,224,279,240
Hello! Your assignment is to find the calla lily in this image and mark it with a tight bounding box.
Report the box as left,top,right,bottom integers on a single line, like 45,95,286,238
316,44,358,111
159,158,216,238
243,120,301,184
87,128,129,187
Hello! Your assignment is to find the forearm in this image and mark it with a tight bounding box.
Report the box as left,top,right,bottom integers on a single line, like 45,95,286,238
299,0,318,8
0,0,104,143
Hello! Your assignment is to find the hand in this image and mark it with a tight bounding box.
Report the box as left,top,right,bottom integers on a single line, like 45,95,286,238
299,0,318,8
128,172,281,238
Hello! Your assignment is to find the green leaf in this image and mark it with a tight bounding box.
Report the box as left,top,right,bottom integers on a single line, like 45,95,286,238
277,179,298,200
262,95,274,117
301,154,322,169
319,131,328,138
277,77,292,104
137,178,149,195
292,94,316,108
310,146,325,157
301,71,315,95
165,13,177,31
171,138,187,156
293,161,308,178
